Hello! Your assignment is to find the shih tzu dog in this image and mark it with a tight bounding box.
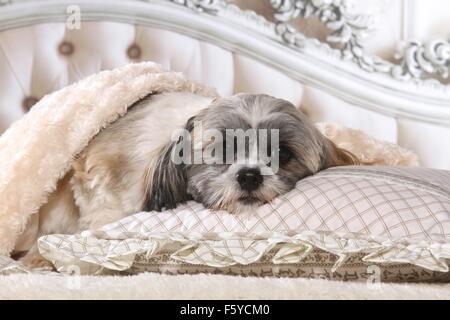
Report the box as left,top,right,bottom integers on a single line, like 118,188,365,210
19,92,357,267
145,93,358,214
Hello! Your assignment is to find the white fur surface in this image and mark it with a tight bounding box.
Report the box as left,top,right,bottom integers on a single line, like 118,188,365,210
0,273,448,300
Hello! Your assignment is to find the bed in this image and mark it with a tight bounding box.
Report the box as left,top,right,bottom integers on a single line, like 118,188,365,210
0,0,449,299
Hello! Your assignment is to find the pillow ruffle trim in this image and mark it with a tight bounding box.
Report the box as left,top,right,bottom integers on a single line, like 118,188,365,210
5,230,445,275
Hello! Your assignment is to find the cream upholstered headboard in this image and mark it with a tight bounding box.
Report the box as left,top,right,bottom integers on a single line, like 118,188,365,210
0,0,449,169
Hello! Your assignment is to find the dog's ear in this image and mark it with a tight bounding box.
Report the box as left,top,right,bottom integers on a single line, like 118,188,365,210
143,140,190,212
320,138,360,169
143,116,198,212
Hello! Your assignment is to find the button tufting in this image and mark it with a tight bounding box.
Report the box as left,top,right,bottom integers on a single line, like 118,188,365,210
127,43,142,59
22,96,39,112
58,41,75,56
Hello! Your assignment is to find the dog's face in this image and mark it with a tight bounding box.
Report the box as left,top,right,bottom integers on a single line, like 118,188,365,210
145,94,357,213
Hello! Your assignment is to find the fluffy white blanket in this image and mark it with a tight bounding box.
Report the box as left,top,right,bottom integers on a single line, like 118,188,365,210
0,62,419,258
0,62,217,256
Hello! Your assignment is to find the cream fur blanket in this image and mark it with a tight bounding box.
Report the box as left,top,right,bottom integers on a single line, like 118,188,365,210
0,62,419,257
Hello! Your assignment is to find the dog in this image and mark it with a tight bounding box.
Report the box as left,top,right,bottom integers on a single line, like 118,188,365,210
17,92,357,267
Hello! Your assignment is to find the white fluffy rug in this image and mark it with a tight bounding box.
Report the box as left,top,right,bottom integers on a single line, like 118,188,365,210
1,273,449,300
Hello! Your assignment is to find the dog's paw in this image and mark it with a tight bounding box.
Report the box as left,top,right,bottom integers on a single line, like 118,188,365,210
19,252,55,271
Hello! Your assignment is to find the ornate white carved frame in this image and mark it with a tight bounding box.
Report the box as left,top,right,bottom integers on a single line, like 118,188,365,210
0,0,449,126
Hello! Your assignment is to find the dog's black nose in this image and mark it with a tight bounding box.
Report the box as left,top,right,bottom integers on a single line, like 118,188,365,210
237,168,263,192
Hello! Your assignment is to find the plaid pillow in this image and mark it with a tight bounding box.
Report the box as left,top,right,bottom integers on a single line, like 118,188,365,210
37,166,450,280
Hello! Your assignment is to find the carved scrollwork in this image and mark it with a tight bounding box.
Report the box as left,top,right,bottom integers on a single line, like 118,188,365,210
271,0,372,49
268,0,449,82
269,0,391,72
168,0,222,13
393,39,450,80
171,0,450,83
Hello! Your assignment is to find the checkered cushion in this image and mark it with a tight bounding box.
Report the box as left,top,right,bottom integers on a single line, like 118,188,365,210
37,166,450,276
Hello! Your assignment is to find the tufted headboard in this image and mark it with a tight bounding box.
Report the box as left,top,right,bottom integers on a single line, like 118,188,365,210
0,0,449,169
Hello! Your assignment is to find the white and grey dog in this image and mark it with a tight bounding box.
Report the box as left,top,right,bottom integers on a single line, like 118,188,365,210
20,92,357,267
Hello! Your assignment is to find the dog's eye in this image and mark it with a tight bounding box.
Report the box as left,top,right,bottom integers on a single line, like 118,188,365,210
278,146,293,164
